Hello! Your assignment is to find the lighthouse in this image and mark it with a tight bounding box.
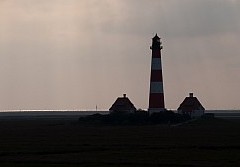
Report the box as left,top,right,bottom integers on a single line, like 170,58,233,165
148,34,165,114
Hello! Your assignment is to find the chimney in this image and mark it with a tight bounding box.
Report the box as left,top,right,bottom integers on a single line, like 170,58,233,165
123,94,126,98
189,93,193,97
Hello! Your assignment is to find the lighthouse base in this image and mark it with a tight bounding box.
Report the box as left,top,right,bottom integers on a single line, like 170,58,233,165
148,108,166,115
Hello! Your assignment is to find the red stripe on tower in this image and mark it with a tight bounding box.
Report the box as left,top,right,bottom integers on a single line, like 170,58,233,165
148,34,165,114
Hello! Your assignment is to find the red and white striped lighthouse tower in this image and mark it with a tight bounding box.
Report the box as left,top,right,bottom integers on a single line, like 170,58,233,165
148,34,165,113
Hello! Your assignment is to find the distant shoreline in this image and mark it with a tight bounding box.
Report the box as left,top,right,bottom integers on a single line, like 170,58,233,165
0,109,240,112
0,111,108,120
0,110,239,120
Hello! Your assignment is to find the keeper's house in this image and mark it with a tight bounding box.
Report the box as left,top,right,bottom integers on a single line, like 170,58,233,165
109,94,136,114
177,93,205,118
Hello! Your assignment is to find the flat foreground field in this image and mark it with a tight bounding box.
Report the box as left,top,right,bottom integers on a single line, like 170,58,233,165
0,118,239,167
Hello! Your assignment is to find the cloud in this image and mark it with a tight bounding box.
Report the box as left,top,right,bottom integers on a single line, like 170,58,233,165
90,0,240,38
2,0,239,39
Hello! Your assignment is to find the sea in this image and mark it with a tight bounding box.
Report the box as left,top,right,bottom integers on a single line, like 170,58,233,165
0,110,239,120
0,110,109,120
206,110,240,119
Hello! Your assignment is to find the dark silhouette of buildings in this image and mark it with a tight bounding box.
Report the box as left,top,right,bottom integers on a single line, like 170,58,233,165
178,93,205,118
109,94,136,114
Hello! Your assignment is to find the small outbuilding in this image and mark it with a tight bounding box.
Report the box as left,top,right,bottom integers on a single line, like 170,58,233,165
177,93,205,118
109,94,136,114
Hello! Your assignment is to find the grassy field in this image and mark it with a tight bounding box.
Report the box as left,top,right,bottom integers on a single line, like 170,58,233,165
0,118,239,167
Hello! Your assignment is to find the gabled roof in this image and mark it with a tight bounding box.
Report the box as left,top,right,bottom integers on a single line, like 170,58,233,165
178,93,205,111
109,94,136,112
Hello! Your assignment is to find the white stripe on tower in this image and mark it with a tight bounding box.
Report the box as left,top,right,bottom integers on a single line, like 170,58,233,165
148,34,165,114
150,82,163,93
151,58,162,70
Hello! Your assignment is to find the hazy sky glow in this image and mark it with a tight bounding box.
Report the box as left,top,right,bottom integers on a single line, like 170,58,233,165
0,0,240,110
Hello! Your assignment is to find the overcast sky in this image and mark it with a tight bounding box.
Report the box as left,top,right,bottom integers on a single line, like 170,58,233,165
0,0,240,110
